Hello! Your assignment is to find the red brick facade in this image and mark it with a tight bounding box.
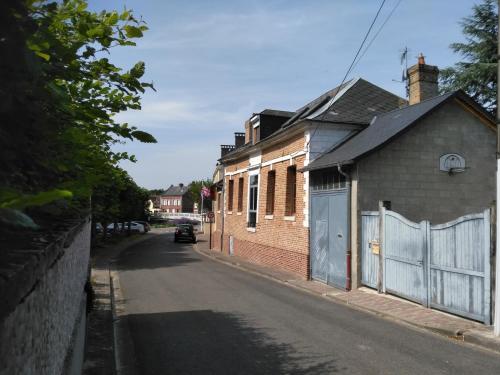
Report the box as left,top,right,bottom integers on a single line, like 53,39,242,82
159,195,183,213
219,133,310,279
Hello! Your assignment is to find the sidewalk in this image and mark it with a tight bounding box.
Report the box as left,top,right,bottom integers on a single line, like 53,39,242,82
83,228,171,375
194,234,500,354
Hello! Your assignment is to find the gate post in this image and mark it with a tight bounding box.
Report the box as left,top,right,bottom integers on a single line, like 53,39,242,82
378,201,390,294
484,208,491,325
424,220,431,308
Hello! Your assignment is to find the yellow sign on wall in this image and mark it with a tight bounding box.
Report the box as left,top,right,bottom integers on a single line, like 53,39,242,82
370,241,380,255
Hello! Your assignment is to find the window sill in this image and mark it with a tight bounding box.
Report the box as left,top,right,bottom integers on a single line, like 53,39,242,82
237,212,242,216
227,211,233,215
264,215,274,220
246,227,256,232
284,216,296,222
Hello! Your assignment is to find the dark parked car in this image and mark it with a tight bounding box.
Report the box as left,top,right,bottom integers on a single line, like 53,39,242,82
174,224,197,243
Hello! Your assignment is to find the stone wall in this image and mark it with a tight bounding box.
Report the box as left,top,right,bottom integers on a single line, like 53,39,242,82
0,219,91,375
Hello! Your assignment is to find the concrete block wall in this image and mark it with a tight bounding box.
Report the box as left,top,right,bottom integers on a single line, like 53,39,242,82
357,100,496,224
0,219,91,375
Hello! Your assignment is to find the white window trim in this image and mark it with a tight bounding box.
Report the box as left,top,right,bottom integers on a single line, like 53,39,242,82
247,168,260,228
284,215,296,222
224,150,306,178
264,215,274,220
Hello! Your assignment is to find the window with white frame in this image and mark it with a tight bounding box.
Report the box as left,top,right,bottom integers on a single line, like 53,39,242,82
248,174,258,228
285,166,297,216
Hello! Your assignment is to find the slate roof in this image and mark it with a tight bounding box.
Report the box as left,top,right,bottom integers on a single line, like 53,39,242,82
260,109,295,117
282,78,405,128
304,91,477,171
220,78,405,162
163,184,189,196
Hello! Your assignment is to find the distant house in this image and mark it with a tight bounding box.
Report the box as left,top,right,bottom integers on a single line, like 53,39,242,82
160,183,193,213
149,195,161,213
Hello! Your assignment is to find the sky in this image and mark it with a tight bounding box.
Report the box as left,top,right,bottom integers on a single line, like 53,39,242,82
88,0,479,189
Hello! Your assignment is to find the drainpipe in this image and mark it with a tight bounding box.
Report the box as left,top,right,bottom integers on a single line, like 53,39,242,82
338,163,352,291
220,165,226,253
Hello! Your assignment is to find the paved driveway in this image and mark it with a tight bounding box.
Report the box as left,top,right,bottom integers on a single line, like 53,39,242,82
116,233,500,374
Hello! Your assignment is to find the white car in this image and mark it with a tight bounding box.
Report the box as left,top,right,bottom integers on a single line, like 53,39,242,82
107,222,145,233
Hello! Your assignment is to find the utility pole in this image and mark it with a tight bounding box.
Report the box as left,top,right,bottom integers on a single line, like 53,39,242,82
495,0,500,337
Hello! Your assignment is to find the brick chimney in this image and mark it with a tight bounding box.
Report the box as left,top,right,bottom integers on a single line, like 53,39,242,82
220,144,235,158
244,120,252,144
407,53,439,105
234,132,245,148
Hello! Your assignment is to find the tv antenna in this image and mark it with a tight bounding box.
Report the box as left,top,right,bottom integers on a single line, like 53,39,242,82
392,46,410,99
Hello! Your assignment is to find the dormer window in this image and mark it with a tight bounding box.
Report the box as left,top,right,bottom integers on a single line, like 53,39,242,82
250,114,260,144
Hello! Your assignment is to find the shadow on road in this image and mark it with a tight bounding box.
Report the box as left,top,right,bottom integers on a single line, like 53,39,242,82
126,310,339,375
116,234,201,271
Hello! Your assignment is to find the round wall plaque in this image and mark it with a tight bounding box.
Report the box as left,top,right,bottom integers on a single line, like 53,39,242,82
439,153,465,173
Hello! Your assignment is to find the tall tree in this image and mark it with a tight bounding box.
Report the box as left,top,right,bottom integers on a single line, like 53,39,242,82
188,179,213,212
440,0,497,114
0,0,156,229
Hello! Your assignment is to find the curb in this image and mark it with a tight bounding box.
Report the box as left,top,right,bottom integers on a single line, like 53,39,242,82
110,271,139,375
192,243,500,355
98,232,163,375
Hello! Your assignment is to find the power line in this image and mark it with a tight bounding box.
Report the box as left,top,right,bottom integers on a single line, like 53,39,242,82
351,0,403,72
334,0,388,94
307,0,387,148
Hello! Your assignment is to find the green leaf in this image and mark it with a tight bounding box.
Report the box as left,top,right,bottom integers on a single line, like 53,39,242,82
1,189,73,210
131,130,157,143
108,11,119,25
124,25,143,38
130,61,145,78
35,51,50,61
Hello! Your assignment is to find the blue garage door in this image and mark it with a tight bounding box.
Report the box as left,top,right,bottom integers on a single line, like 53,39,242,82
310,190,349,289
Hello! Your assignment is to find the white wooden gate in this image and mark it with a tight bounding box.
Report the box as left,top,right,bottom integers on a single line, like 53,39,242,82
361,209,491,324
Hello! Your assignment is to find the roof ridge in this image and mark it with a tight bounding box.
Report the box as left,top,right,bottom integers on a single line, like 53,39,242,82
375,91,456,119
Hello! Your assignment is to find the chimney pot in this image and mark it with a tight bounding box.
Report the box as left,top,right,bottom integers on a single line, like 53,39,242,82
417,53,426,65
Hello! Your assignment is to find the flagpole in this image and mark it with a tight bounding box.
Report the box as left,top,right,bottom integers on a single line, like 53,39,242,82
201,191,204,234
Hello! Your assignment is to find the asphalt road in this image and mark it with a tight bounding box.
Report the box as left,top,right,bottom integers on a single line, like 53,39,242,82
116,232,500,375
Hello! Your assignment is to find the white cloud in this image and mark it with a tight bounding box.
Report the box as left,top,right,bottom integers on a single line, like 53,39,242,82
118,140,220,189
115,98,257,131
136,8,321,52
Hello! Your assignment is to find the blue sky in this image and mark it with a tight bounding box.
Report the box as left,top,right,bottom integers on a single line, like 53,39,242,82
90,0,479,189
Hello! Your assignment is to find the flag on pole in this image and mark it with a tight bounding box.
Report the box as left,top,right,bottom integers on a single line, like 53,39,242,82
201,186,211,198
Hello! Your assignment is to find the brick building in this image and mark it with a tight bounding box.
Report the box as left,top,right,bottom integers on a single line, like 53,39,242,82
212,83,402,278
212,56,496,291
159,183,193,213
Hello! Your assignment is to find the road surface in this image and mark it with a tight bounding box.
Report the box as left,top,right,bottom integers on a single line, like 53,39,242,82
116,232,500,374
